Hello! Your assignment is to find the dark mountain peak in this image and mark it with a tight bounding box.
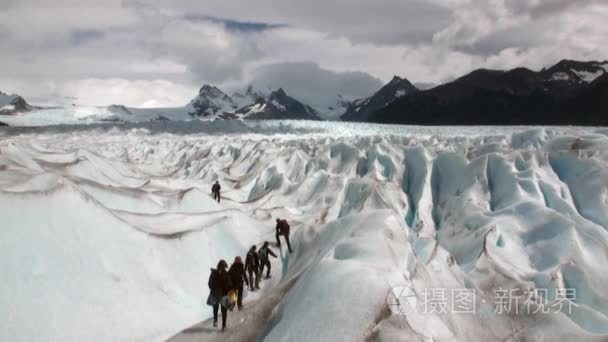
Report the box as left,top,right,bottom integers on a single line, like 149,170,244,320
451,66,540,94
271,88,287,98
548,59,606,73
509,67,535,74
363,60,608,126
552,59,591,68
252,96,266,104
198,85,228,99
340,75,417,122
457,68,504,82
543,59,607,84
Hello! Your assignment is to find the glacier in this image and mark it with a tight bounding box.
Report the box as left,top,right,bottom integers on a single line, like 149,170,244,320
1,120,608,341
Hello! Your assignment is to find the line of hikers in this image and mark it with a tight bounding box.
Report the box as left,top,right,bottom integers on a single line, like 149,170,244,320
206,218,293,331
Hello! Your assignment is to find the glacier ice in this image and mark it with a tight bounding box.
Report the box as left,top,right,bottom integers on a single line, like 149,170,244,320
1,120,608,341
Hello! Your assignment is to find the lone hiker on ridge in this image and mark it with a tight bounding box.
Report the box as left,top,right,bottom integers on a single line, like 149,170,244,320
275,218,293,253
211,180,221,203
258,241,278,279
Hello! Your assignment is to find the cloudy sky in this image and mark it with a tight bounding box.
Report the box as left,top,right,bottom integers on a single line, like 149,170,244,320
1,0,606,107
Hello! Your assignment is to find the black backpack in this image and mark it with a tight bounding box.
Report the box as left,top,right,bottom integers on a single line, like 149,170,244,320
281,220,290,234
258,247,268,261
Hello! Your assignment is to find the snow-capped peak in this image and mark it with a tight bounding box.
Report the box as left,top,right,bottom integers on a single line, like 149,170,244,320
187,84,237,118
232,88,320,120
197,85,228,99
546,60,608,84
341,75,418,121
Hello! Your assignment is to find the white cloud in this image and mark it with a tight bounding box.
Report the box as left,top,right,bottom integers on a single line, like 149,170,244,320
57,79,198,108
0,0,606,107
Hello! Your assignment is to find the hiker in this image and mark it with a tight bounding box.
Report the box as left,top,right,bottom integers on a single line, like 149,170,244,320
275,218,293,253
211,180,221,203
258,241,278,279
207,259,232,331
244,245,260,291
228,256,249,310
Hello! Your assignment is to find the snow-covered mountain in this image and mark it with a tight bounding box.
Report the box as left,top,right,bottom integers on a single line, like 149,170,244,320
185,84,320,121
186,85,238,117
544,60,608,84
2,59,606,127
0,91,32,115
340,75,418,122
223,88,321,120
231,85,268,109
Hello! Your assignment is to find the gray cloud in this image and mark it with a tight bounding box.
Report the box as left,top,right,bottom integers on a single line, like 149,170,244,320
70,29,105,46
457,22,549,56
505,0,598,17
0,0,606,107
182,14,286,33
246,62,383,118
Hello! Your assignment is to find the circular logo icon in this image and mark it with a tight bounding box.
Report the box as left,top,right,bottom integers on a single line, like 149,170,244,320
387,286,418,316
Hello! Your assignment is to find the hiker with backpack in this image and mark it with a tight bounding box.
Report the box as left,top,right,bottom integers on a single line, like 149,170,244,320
245,245,260,291
207,260,232,331
211,180,221,203
258,241,278,279
275,218,293,253
228,256,249,310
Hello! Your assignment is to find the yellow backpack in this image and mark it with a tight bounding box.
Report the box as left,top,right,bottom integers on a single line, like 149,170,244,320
227,289,237,304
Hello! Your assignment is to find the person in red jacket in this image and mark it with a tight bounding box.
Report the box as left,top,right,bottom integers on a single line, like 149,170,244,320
228,256,248,310
207,260,232,331
275,218,293,253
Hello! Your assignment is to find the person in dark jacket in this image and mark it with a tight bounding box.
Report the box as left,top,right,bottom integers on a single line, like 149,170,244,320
228,256,248,310
258,241,278,279
244,245,260,291
211,181,221,203
275,218,293,253
207,259,232,331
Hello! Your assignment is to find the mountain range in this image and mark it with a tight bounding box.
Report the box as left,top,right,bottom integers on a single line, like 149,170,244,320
187,85,320,120
364,59,608,125
1,59,606,125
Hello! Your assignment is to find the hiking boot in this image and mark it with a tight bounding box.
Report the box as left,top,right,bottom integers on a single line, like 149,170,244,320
266,275,271,279
213,321,218,328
